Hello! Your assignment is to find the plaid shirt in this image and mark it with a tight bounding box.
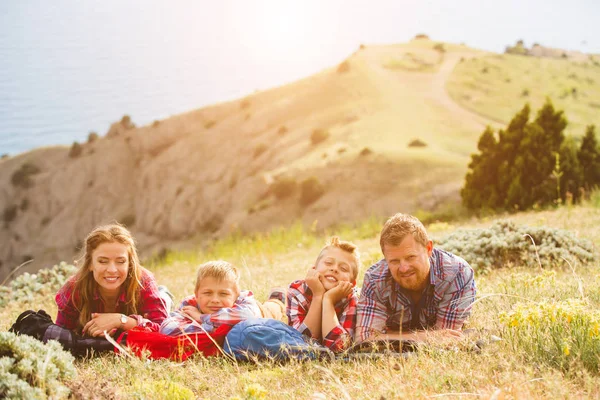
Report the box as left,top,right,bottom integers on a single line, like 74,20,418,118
355,248,476,342
159,290,261,336
55,268,168,332
286,280,358,352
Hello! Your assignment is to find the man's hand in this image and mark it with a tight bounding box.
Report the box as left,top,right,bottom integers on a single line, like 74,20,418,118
323,281,353,304
181,306,203,321
305,268,325,297
82,313,120,337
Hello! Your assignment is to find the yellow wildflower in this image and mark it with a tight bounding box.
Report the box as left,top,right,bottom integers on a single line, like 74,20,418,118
562,344,570,356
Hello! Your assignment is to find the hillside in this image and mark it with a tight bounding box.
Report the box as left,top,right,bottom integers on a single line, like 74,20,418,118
1,38,598,281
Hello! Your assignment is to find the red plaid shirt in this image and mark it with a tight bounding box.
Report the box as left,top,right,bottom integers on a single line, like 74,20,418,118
55,268,168,332
159,291,261,336
355,248,476,342
286,280,358,352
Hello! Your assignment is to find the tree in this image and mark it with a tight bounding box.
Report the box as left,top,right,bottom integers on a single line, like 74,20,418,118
578,125,600,191
461,100,570,212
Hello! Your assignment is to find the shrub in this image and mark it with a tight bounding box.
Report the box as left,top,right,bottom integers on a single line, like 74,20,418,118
414,33,430,40
337,147,347,154
434,220,595,272
121,114,135,129
11,163,40,188
482,67,489,73
120,214,136,227
300,177,325,206
152,120,161,127
205,120,216,129
277,126,288,136
87,131,98,143
0,332,76,399
1,154,8,160
240,98,251,109
408,139,427,148
3,205,17,224
68,141,83,158
270,177,297,199
359,44,366,50
433,43,445,53
521,88,529,97
500,299,600,373
0,262,77,307
337,60,350,74
310,129,329,145
359,147,373,156
253,144,267,158
19,198,28,212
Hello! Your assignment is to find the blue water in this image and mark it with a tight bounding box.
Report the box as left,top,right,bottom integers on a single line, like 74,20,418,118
0,1,357,155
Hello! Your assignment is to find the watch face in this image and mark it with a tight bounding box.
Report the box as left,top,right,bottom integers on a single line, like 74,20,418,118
121,315,127,324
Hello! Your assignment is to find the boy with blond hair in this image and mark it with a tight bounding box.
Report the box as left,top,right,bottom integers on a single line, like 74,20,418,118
286,236,361,352
160,261,262,336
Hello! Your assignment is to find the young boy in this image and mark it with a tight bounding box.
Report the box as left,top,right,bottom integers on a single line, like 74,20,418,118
159,260,262,336
286,236,360,352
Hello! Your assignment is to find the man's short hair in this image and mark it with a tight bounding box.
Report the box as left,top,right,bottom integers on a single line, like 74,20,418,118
315,236,361,281
379,213,430,252
195,260,240,293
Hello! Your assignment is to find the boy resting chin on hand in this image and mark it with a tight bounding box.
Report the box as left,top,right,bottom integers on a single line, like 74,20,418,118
286,237,361,352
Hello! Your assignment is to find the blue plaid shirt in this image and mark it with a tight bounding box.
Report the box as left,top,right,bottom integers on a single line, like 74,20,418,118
355,248,476,342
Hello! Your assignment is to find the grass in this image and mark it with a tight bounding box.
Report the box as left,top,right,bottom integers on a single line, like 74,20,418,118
2,203,600,398
447,53,600,136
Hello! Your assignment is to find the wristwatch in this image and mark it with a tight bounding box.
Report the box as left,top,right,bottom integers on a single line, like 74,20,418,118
120,314,128,329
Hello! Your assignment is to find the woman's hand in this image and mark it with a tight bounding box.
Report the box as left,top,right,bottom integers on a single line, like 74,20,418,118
181,305,203,321
82,313,121,337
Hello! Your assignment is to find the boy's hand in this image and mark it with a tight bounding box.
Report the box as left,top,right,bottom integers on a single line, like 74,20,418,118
305,268,325,297
323,281,353,304
181,305,203,322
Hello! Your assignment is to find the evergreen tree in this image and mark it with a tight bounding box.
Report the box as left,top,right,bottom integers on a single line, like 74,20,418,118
559,136,583,202
461,127,498,209
578,125,600,191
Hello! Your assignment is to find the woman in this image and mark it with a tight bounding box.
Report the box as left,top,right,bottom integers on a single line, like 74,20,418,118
55,224,169,336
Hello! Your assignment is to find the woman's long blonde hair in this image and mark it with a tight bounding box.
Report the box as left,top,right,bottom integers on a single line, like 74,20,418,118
72,223,143,329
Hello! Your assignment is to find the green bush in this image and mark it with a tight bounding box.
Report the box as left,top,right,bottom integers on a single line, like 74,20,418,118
205,120,217,129
121,114,135,129
11,163,40,189
310,129,329,145
277,126,288,136
434,220,595,272
87,131,98,143
0,262,77,307
414,33,429,40
240,98,251,109
337,60,350,73
0,332,76,399
270,177,297,199
408,139,427,148
433,43,445,53
68,141,83,158
300,177,325,206
3,205,17,224
359,147,373,156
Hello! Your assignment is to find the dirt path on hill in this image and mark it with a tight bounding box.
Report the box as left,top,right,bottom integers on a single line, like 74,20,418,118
366,48,501,132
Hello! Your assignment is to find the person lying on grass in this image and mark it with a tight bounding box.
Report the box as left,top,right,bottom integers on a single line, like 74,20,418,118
286,236,361,352
55,224,169,337
159,261,262,336
355,213,476,344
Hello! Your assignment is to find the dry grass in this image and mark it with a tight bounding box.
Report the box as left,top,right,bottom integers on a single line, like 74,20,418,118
447,53,600,136
2,204,600,399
